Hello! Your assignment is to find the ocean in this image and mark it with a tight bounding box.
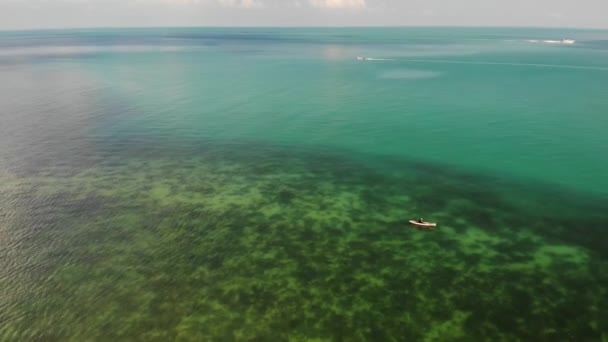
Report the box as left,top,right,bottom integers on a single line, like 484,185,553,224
0,27,607,340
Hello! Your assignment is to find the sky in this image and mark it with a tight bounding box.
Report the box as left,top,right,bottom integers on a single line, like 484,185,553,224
1,0,607,30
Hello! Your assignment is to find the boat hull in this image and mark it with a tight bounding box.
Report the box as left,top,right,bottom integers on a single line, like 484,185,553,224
409,220,437,228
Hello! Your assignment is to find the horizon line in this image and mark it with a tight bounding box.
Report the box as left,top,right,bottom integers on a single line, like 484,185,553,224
2,24,608,34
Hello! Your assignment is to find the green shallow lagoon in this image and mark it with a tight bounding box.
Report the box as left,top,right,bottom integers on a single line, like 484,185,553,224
1,28,608,341
2,142,607,341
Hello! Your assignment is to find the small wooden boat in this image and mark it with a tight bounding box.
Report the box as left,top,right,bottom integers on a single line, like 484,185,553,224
409,220,437,228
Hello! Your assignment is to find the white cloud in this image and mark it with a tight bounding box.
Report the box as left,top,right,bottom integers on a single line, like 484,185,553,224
161,0,365,9
161,0,204,4
217,0,263,8
547,12,564,20
309,0,366,9
159,0,262,8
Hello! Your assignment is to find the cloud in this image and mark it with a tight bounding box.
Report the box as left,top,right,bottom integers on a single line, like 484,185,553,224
161,0,205,4
309,0,366,9
547,12,564,20
160,0,262,8
163,0,365,9
217,0,263,8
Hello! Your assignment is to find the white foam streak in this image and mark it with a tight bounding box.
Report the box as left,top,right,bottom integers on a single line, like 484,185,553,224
398,59,608,71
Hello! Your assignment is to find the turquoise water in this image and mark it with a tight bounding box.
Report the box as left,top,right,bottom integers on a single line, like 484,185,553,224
1,27,607,340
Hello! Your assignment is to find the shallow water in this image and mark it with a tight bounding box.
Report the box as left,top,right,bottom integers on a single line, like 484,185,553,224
1,27,607,341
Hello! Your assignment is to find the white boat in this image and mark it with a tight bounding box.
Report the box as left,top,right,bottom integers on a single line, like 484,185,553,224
561,39,576,44
356,56,370,61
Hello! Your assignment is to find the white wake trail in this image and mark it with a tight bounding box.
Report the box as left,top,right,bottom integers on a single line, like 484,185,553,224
397,59,608,71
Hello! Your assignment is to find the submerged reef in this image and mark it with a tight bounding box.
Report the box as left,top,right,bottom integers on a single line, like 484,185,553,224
0,142,607,341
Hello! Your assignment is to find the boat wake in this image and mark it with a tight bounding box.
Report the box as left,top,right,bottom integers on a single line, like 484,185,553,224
525,39,576,45
397,59,608,71
356,56,395,61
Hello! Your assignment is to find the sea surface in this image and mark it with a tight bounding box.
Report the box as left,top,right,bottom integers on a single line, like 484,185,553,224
1,27,607,341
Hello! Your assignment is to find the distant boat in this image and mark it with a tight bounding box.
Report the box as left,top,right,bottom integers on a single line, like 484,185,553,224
356,56,370,61
409,219,437,229
561,39,576,44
